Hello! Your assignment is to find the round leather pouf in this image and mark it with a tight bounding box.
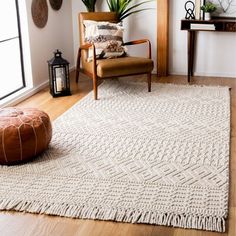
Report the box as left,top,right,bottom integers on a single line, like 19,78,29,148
0,108,52,165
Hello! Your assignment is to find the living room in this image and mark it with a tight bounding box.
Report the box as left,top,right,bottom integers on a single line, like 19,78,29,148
0,0,235,236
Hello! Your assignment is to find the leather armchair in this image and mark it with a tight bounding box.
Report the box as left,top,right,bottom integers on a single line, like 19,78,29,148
76,12,154,100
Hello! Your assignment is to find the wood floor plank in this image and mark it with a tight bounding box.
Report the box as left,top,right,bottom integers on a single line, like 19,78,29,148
0,72,235,236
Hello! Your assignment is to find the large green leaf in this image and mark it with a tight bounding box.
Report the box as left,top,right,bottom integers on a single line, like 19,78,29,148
120,8,153,21
106,0,154,21
121,0,153,16
82,0,97,12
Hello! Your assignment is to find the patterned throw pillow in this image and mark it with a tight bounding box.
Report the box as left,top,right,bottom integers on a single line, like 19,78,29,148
83,20,127,61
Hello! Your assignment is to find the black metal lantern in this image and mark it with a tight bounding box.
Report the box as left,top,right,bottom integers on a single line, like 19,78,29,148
48,50,71,97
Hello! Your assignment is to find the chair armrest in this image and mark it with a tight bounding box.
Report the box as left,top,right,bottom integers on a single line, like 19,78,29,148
79,43,97,65
123,39,150,46
79,43,93,51
79,43,97,76
123,39,151,59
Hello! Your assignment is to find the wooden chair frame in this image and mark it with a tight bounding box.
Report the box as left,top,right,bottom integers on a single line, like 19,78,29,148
75,39,152,100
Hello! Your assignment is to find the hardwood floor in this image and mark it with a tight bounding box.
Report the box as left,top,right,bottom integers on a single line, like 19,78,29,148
0,72,235,236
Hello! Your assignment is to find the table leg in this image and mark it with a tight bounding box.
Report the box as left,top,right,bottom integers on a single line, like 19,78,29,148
187,31,196,83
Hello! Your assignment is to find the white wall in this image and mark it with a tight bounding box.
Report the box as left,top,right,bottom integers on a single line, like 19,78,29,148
25,0,74,87
12,0,236,99
71,0,157,72
169,0,236,77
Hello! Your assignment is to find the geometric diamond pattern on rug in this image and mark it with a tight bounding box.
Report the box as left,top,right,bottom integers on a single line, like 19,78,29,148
0,80,230,232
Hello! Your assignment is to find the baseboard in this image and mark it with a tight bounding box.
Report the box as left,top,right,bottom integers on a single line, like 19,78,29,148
169,71,236,78
152,69,157,74
69,65,75,72
194,71,236,78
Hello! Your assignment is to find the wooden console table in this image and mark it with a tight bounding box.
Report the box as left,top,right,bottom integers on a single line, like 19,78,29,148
181,19,236,82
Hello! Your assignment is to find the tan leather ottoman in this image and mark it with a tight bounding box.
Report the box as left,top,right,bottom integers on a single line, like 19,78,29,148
0,107,52,165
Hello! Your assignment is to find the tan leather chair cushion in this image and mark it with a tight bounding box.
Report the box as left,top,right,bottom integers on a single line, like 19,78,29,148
84,57,154,78
0,107,52,165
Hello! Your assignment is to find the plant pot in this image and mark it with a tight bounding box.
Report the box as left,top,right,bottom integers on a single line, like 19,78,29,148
205,12,211,20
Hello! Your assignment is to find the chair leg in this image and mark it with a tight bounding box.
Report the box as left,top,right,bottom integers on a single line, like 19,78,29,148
93,75,98,100
75,68,79,83
75,49,81,83
75,68,80,83
147,73,151,92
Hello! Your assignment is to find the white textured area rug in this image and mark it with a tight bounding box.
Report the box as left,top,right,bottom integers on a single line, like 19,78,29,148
0,80,230,232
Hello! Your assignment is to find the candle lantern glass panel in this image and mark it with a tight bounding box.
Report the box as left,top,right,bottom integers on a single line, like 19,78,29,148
48,50,71,97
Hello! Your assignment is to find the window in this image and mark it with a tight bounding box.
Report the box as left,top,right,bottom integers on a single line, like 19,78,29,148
0,0,25,100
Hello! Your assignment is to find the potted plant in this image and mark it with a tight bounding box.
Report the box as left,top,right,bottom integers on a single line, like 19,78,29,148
82,0,97,12
106,0,152,22
201,2,217,20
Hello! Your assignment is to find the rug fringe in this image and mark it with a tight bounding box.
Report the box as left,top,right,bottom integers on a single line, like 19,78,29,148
0,199,225,232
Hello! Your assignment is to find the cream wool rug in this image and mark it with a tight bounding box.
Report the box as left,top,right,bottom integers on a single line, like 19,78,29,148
0,80,230,232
